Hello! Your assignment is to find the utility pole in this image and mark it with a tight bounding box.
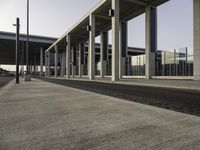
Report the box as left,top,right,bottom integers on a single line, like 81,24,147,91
24,0,31,81
13,18,20,84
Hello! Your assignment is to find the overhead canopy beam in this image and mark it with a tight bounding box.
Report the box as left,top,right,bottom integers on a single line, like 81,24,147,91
45,0,168,54
96,14,111,21
124,0,148,6
71,34,88,38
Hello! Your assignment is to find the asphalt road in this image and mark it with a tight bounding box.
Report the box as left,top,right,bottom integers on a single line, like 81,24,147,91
39,77,200,117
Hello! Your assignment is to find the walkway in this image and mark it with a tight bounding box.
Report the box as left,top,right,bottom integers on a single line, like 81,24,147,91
0,79,200,149
0,77,13,88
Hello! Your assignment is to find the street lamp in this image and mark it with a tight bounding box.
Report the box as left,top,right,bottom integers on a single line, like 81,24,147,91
26,0,29,74
13,18,20,84
24,0,31,81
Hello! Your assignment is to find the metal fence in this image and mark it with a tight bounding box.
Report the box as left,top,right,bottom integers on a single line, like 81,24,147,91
124,47,193,77
79,47,193,77
156,47,193,76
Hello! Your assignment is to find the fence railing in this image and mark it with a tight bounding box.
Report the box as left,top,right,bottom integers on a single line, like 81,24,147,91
124,47,193,77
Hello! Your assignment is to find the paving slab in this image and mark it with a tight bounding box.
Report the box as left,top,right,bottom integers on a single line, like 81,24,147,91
0,77,14,88
0,79,200,150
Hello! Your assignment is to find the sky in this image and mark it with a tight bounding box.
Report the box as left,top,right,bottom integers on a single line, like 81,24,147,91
0,0,193,50
0,0,193,71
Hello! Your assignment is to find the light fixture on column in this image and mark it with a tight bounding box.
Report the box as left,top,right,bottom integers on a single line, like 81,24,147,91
87,25,91,31
109,9,114,17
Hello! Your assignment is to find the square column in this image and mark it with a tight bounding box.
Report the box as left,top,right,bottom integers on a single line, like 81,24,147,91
54,45,58,78
88,14,95,80
45,52,47,77
194,0,200,80
111,0,120,81
61,51,66,77
79,43,85,77
34,56,36,74
119,21,128,78
61,52,63,77
47,51,50,77
66,34,71,78
145,7,157,79
72,47,77,77
40,47,43,77
100,31,108,78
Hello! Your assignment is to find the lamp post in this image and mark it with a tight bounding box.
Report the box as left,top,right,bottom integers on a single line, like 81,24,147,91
13,18,20,84
26,0,29,74
24,0,31,81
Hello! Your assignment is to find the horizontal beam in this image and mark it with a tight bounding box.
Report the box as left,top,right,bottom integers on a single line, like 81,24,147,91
71,34,88,38
124,0,148,6
96,14,111,21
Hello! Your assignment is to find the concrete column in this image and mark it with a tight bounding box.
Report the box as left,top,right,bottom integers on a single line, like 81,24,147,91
119,21,128,78
72,47,77,77
45,52,47,77
111,0,120,81
61,51,66,77
79,43,85,77
145,7,157,79
47,51,50,77
100,31,108,78
89,14,95,80
194,0,200,80
54,45,58,78
30,65,32,74
63,51,66,77
34,56,36,74
36,66,38,73
40,48,43,77
66,34,71,78
61,53,63,77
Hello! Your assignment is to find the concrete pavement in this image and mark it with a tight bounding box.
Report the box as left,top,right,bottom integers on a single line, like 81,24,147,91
0,78,200,150
0,77,14,88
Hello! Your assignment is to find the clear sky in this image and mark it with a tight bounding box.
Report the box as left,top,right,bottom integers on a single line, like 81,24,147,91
0,0,193,50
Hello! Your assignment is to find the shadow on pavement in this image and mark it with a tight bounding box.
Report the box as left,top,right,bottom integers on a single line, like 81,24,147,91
39,77,200,117
0,77,14,88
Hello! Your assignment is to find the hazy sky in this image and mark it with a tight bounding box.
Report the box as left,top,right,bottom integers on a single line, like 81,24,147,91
0,0,193,50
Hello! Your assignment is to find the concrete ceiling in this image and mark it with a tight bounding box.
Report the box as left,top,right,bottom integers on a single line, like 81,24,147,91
0,31,57,65
47,0,169,51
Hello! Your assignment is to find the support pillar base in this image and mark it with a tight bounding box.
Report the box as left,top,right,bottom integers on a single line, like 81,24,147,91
24,74,31,81
120,57,126,78
146,52,155,79
100,60,107,78
194,75,200,80
79,64,84,77
72,65,76,78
